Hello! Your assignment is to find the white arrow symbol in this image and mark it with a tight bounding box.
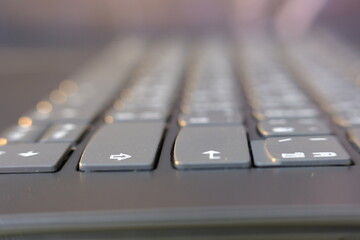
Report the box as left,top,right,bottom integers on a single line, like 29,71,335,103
110,153,132,161
0,151,5,156
202,150,221,160
18,151,39,157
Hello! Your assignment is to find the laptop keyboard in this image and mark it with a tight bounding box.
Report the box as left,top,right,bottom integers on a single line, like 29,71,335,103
0,34,359,173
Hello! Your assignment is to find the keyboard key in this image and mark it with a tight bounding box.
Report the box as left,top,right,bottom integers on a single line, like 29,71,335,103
40,123,88,143
0,125,46,143
79,122,164,171
348,127,360,151
173,125,250,169
253,107,319,120
28,102,104,124
252,136,351,167
257,118,331,137
0,143,70,173
106,110,166,122
179,110,243,126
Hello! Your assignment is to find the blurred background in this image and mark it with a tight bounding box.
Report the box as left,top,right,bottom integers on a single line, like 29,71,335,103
0,0,360,129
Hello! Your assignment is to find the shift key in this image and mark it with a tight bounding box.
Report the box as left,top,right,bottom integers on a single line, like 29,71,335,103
79,122,165,171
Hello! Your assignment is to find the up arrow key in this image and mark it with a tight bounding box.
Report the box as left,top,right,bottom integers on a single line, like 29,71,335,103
174,126,251,169
202,150,221,160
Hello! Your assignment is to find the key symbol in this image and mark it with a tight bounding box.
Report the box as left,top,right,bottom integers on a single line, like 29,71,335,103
281,152,305,159
202,150,221,160
110,153,132,161
312,152,337,158
272,127,294,133
18,151,39,157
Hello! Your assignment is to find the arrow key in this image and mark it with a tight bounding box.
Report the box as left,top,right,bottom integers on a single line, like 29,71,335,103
0,143,70,173
174,126,250,169
79,122,164,171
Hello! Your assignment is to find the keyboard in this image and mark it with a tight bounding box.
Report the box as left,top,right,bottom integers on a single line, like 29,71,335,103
0,35,359,173
0,33,360,237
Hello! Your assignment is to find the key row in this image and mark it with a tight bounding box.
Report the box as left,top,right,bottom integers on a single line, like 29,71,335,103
178,39,243,126
284,34,360,153
239,38,332,138
79,39,187,171
104,39,185,123
0,38,146,145
285,35,360,128
0,36,359,173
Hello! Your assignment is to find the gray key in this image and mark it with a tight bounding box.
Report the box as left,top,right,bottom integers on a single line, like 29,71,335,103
253,107,319,120
179,110,243,126
0,125,46,143
0,143,70,173
79,122,164,171
252,136,351,167
106,110,166,122
174,125,250,169
40,123,88,143
28,103,102,124
258,118,331,137
348,127,360,151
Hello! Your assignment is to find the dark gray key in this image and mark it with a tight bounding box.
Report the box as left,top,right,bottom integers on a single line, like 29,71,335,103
0,143,70,173
348,127,360,151
79,122,164,171
252,136,351,167
0,125,46,143
174,125,250,169
179,110,243,126
40,123,88,143
258,118,331,137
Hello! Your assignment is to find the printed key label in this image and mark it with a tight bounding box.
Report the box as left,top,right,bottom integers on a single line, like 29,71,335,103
281,152,305,159
312,152,337,158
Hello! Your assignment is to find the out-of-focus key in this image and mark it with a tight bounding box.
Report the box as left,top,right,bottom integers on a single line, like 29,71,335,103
179,111,243,126
348,127,360,151
258,118,331,137
0,143,70,173
253,107,319,120
79,122,164,171
40,123,88,143
106,110,165,122
174,126,250,169
0,125,46,143
252,136,351,167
